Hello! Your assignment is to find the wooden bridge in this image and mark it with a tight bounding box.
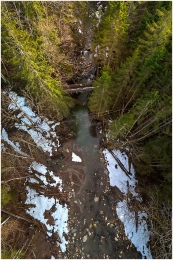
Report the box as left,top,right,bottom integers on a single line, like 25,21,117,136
65,82,94,93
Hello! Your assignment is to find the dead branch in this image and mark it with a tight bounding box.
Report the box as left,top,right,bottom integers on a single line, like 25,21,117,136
1,176,30,183
1,209,32,224
13,238,29,259
1,216,11,226
108,149,132,178
3,151,33,160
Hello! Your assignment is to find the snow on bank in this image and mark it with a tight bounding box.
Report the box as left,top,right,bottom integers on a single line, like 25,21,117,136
117,200,152,259
72,152,82,162
2,90,69,253
25,161,68,251
1,128,29,157
25,186,68,252
8,91,60,156
103,149,141,199
103,148,152,259
28,161,63,191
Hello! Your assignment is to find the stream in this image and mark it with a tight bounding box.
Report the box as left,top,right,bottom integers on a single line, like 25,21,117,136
62,90,144,259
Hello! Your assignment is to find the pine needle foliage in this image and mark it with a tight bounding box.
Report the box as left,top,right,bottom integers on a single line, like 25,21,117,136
1,2,73,119
89,2,172,202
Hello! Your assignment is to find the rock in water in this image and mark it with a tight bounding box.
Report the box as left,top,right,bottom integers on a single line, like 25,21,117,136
71,228,77,233
94,197,99,202
83,235,88,242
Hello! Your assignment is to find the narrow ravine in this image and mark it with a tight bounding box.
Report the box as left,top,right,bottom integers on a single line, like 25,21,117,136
2,12,152,259
2,2,171,259
59,24,152,257
53,27,152,258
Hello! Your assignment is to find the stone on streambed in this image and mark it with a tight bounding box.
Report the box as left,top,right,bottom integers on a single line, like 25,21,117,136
100,157,104,163
94,196,99,202
71,228,77,233
86,228,92,236
104,169,108,174
83,235,88,242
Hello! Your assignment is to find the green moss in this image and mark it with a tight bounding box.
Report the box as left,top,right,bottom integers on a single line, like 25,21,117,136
1,252,11,259
2,250,26,259
1,186,12,208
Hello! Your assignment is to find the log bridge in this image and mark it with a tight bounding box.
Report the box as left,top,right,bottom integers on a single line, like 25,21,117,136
65,82,94,93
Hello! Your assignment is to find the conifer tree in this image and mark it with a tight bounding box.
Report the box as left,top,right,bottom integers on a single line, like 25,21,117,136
92,1,130,70
89,3,172,197
1,1,73,118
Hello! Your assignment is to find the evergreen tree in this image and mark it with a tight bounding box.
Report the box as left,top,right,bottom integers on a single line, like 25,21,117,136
1,1,73,118
89,3,172,200
92,1,130,70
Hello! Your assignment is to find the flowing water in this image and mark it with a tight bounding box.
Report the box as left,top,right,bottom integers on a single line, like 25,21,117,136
64,91,142,259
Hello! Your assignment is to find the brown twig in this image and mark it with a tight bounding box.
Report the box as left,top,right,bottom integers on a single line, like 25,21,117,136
1,209,32,224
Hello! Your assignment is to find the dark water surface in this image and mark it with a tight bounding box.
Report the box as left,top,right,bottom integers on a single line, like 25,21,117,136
65,91,141,259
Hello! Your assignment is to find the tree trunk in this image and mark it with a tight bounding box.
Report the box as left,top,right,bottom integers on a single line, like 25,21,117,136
65,81,93,90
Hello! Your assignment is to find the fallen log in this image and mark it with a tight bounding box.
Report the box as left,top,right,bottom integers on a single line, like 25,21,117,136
108,149,132,179
66,86,94,93
65,81,93,90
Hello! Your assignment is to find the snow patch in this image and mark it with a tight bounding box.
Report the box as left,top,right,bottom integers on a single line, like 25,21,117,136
1,128,29,157
103,148,152,258
26,162,66,252
103,149,140,198
116,200,152,259
28,161,62,191
1,142,6,152
94,45,100,57
72,152,82,162
25,186,68,252
8,91,60,156
28,178,39,184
